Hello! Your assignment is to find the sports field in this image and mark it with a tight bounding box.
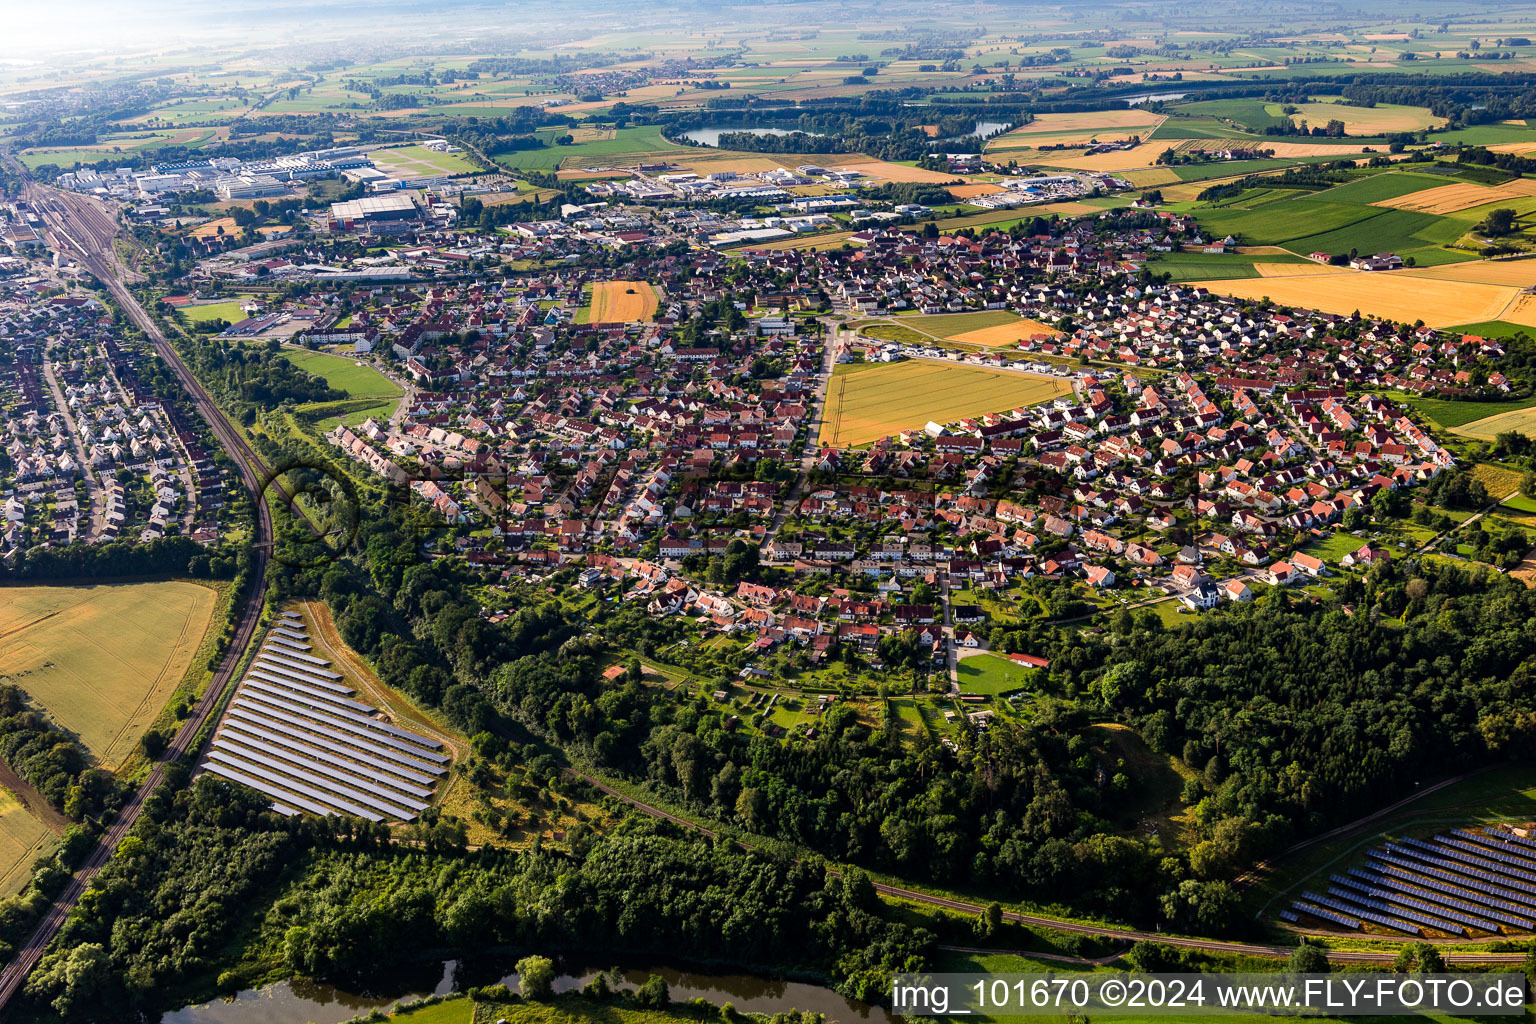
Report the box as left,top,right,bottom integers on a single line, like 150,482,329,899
0,582,217,768
588,281,658,324
1198,272,1522,328
282,349,402,400
820,360,1072,446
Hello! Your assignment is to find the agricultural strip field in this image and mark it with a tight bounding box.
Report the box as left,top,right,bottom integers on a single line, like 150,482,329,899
986,110,1167,150
1309,172,1449,205
588,281,659,324
1377,177,1536,214
947,319,1062,346
826,159,961,184
1147,253,1312,282
0,582,218,768
1197,272,1524,328
1267,101,1445,135
1394,259,1536,287
820,360,1072,447
1450,405,1536,440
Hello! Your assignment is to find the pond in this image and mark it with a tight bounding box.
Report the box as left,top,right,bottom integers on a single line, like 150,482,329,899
679,126,827,147
1123,91,1188,106
160,960,890,1024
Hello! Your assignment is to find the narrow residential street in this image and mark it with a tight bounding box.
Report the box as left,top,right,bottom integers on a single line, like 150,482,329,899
40,359,104,541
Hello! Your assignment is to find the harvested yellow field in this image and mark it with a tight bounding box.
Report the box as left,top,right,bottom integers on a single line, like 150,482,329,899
676,155,795,174
1028,145,1170,172
947,319,1063,347
829,159,960,183
1452,407,1536,441
0,786,55,897
1121,167,1182,187
0,582,217,768
1257,141,1371,158
1500,293,1536,329
1379,178,1536,214
1393,260,1536,287
1254,262,1355,278
588,281,658,324
190,217,237,239
1278,102,1444,134
822,361,1073,447
949,183,1006,199
759,231,856,251
990,109,1166,148
1197,273,1521,328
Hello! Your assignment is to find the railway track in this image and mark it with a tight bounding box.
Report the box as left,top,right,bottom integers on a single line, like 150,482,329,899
571,772,1530,967
0,158,276,1014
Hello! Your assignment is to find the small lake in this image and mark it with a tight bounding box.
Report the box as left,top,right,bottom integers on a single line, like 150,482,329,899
160,960,890,1024
1124,91,1188,106
680,126,827,147
972,120,1012,138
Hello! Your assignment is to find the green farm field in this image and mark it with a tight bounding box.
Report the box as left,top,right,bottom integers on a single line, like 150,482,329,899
0,583,218,768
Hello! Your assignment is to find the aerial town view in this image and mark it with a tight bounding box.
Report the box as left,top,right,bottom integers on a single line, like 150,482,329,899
9,0,1536,1020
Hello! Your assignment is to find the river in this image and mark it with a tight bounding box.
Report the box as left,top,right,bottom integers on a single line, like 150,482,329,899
160,960,890,1024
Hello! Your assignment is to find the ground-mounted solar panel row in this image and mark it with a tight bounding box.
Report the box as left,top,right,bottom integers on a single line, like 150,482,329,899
1293,902,1360,929
1368,857,1536,921
1288,827,1536,937
197,612,448,822
1350,866,1532,929
1376,845,1536,909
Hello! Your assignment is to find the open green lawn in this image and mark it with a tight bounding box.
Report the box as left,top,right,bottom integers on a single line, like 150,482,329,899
956,653,1040,695
282,349,402,399
179,300,251,325
392,996,473,1023
1302,531,1368,564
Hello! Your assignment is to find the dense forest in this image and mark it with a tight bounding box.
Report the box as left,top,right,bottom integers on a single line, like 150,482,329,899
18,775,929,1018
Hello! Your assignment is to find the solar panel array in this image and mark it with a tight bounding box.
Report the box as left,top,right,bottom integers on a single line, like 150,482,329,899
1288,826,1536,937
198,610,446,822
